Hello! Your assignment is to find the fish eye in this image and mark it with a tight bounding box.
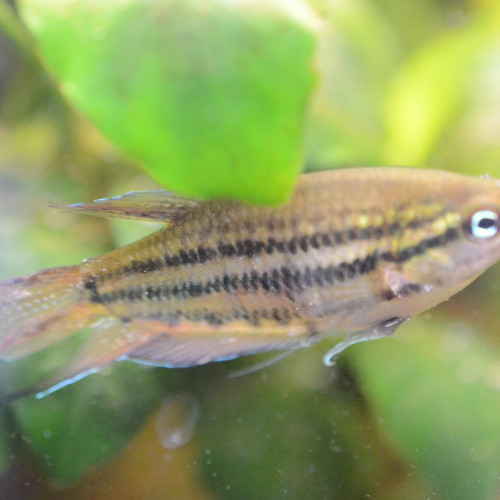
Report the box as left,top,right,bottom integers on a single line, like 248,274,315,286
464,209,500,241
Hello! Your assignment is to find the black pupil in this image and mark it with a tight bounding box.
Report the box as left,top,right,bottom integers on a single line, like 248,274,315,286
478,218,495,229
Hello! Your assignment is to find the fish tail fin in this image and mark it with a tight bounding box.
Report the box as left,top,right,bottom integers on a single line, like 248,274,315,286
0,266,105,360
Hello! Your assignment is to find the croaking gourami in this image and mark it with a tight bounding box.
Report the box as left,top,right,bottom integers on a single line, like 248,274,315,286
1,167,500,399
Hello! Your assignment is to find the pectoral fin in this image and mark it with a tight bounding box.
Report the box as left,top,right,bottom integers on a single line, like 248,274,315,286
323,317,408,366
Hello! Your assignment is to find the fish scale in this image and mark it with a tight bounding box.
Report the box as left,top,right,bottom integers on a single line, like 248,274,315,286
1,167,500,399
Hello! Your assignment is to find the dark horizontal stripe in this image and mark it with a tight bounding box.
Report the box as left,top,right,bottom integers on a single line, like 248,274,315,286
107,222,403,280
95,207,451,282
124,306,296,327
94,252,379,305
88,219,459,306
380,227,459,264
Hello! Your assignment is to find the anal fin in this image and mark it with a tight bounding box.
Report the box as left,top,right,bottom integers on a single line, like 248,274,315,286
4,319,318,402
33,318,165,398
126,333,313,368
109,315,317,368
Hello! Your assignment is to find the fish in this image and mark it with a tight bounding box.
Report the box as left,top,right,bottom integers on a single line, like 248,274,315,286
1,167,500,400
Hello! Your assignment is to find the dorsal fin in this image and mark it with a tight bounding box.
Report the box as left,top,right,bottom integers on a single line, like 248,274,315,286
51,190,202,223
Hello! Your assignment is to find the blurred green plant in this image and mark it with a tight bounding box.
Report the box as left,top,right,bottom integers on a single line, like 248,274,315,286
351,315,500,500
0,0,499,498
10,362,171,483
18,0,319,205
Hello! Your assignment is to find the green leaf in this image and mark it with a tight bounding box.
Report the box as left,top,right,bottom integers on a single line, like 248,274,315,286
10,361,171,484
349,315,500,500
196,350,431,499
18,0,319,205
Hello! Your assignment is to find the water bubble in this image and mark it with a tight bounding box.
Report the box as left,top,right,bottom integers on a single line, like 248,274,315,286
155,393,201,450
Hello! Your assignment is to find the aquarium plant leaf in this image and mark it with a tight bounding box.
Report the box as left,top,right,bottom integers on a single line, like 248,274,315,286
9,360,170,484
17,0,319,205
196,350,432,499
349,315,500,500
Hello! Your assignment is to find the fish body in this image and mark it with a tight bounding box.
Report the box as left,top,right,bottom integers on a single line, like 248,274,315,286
1,167,500,397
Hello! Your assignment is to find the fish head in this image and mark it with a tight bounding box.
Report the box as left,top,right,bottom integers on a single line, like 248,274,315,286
417,176,500,292
452,180,500,279
371,174,500,325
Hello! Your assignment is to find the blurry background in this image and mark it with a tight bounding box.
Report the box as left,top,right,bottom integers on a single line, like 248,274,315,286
0,0,500,498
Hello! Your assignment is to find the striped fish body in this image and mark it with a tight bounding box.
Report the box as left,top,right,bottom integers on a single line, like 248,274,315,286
2,167,500,396
84,168,500,335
